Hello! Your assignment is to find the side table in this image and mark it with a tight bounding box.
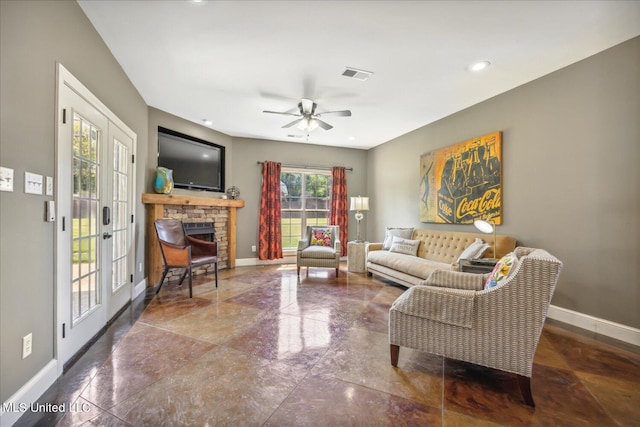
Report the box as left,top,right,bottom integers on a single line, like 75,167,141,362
347,241,367,273
458,259,497,274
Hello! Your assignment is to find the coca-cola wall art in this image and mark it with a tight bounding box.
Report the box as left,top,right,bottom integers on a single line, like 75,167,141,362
419,131,502,224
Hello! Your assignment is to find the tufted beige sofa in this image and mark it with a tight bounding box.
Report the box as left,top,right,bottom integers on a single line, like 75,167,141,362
366,229,516,287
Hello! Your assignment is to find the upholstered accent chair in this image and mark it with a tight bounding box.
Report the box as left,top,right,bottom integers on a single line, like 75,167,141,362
297,225,341,276
389,247,563,407
154,219,218,298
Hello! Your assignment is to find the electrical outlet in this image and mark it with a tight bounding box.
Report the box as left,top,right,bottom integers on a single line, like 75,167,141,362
22,333,32,359
251,245,257,252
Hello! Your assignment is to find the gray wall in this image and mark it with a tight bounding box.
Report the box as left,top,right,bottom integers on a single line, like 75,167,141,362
232,138,369,259
0,1,148,401
367,37,640,329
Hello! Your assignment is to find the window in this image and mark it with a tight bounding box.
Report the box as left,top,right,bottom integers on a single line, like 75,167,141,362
280,169,332,250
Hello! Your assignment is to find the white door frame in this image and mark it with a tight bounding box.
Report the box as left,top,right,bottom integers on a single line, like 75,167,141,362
54,63,137,375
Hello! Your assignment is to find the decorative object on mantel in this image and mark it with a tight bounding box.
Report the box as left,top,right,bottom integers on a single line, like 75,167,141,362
153,166,173,194
419,131,502,224
350,196,369,242
226,186,240,199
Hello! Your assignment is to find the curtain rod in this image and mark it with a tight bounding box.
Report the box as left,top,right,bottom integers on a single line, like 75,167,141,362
256,161,353,172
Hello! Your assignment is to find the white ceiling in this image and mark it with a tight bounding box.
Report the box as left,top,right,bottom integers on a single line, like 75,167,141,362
77,0,640,150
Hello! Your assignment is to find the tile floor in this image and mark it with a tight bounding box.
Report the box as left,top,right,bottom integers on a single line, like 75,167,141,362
16,264,640,426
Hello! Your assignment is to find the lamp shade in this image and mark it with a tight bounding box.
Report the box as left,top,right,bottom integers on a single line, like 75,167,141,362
350,196,369,211
473,219,494,234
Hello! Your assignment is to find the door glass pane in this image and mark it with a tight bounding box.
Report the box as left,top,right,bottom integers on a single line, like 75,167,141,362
112,139,129,292
72,113,101,323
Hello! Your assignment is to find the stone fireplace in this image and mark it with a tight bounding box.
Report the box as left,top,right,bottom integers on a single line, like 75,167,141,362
142,193,244,286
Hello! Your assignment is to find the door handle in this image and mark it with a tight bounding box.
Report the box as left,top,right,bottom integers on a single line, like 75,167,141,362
103,232,113,239
103,206,111,225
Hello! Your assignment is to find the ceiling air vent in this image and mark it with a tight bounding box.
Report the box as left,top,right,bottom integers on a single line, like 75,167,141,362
342,67,373,81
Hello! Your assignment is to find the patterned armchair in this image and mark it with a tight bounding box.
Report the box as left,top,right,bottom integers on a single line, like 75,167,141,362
297,225,341,276
389,247,563,407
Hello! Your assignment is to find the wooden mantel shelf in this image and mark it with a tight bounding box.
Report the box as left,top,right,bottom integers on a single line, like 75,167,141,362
142,193,244,208
142,192,244,285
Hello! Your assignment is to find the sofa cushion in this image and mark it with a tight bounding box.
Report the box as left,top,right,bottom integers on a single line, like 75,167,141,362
389,237,420,256
310,227,333,247
383,227,414,250
367,250,452,280
456,238,490,262
485,252,519,289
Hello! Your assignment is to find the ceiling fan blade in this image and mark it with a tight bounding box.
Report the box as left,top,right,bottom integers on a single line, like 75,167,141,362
316,119,333,130
317,110,352,117
263,110,300,117
282,118,303,128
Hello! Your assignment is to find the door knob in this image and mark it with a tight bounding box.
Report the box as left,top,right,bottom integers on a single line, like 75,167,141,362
103,232,113,239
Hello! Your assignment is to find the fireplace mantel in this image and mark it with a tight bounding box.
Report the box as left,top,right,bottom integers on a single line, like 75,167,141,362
142,193,245,286
142,193,244,208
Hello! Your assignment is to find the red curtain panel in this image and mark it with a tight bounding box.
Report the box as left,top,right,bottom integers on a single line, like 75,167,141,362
330,167,348,256
259,161,283,260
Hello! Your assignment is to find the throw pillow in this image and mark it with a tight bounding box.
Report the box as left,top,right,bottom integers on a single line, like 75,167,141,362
484,252,519,289
383,227,414,250
456,238,490,262
310,227,333,247
389,236,421,256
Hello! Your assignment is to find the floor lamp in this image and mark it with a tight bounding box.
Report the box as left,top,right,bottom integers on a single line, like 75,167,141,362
474,219,497,260
350,196,369,243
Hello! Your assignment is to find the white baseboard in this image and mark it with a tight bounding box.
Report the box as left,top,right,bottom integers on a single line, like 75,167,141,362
134,277,146,298
235,256,295,267
0,359,58,427
235,256,347,267
548,305,640,347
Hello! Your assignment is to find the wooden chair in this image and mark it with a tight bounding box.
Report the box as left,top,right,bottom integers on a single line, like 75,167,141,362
154,219,218,297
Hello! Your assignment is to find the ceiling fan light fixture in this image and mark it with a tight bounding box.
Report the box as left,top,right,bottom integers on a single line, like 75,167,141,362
297,118,319,132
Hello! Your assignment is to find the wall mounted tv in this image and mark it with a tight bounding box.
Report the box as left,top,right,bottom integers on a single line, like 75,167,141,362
157,127,225,192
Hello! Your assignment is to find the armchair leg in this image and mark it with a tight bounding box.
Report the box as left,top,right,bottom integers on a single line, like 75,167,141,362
336,267,339,276
297,266,300,276
176,269,188,287
214,261,218,288
188,266,193,298
390,344,400,367
156,267,170,295
517,375,535,407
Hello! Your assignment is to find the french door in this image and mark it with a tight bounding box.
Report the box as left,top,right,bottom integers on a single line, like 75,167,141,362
56,65,135,369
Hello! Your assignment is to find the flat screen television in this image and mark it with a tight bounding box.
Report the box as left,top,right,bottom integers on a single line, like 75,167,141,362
157,127,225,192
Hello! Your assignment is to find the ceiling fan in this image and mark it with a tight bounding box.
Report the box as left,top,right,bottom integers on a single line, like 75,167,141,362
263,98,351,132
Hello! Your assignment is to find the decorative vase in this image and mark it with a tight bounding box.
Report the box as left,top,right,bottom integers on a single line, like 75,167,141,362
226,186,240,200
154,167,173,194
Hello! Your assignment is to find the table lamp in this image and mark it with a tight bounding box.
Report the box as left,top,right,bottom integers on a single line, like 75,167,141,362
474,219,497,259
350,196,369,242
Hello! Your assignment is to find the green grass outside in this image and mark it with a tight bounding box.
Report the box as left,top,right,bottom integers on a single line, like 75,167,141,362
72,218,97,263
281,217,329,249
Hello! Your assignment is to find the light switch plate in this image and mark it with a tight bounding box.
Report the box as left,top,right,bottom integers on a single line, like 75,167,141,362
0,167,14,192
25,172,43,195
46,176,54,196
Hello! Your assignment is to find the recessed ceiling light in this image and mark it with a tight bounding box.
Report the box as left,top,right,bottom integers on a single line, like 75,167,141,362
470,61,491,72
202,119,213,125
348,136,355,141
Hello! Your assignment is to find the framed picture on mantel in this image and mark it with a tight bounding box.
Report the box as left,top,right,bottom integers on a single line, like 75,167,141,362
419,131,502,224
